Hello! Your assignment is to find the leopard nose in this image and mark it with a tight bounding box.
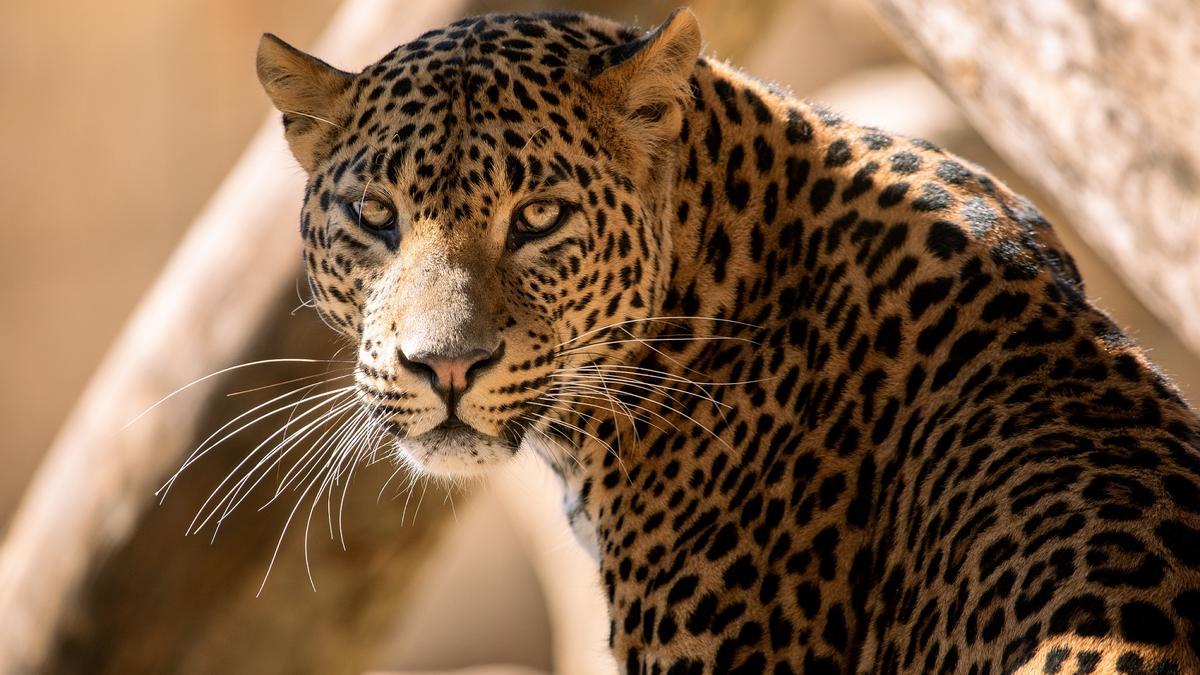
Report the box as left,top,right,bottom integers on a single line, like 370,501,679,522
399,343,504,394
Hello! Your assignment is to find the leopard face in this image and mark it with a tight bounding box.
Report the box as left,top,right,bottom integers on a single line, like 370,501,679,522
258,12,699,476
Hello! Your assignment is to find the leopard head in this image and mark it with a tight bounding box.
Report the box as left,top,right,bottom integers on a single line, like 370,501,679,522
257,11,701,476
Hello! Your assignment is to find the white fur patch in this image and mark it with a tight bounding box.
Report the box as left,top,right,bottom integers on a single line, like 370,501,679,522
521,429,599,559
391,426,516,477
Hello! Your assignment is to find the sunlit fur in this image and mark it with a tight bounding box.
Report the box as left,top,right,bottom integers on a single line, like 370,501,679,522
245,10,1200,674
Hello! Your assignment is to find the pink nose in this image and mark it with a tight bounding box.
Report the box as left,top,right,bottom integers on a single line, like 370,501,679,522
404,347,498,394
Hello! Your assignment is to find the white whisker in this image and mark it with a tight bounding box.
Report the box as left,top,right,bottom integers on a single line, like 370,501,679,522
126,358,353,430
225,369,353,397
159,384,354,500
193,396,357,534
561,334,755,355
556,315,760,349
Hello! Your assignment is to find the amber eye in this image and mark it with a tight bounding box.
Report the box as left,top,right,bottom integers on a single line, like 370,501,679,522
511,200,570,246
346,198,395,232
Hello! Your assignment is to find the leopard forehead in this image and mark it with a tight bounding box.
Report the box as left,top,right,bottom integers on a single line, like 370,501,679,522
309,12,641,218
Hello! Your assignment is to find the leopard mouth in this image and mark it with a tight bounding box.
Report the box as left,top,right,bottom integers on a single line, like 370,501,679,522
433,415,470,432
415,417,499,447
387,412,524,477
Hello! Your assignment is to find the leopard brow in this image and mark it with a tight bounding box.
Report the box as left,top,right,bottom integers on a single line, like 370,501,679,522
335,183,393,205
524,170,587,195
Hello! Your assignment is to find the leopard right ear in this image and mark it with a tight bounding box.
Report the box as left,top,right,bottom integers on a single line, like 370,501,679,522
256,34,352,172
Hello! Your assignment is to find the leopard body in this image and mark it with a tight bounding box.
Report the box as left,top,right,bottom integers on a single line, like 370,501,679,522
255,10,1200,673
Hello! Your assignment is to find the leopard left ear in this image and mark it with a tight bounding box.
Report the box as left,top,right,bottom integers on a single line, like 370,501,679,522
590,8,702,147
256,34,353,172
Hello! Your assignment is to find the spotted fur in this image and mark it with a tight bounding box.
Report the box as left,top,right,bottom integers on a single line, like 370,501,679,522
256,10,1200,673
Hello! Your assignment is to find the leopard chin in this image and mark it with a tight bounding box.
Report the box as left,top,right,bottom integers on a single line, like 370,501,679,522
389,420,519,477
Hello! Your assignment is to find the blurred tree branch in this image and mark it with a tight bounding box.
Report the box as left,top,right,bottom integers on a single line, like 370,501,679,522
45,296,455,675
867,0,1200,357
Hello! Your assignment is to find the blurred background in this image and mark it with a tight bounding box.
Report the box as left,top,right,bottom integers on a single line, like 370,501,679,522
2,0,1197,673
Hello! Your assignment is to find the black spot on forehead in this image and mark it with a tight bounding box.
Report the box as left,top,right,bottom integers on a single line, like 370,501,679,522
320,12,645,222
356,13,628,145
378,11,626,70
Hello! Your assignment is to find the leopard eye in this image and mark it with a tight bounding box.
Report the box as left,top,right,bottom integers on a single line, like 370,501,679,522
345,198,395,232
510,200,570,246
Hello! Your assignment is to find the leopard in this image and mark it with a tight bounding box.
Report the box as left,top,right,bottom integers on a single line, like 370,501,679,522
254,8,1200,673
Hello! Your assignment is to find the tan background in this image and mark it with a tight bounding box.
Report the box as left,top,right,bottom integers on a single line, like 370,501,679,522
2,0,333,521
2,0,1197,585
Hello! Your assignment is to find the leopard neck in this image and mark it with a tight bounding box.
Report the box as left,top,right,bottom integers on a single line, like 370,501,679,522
664,58,828,334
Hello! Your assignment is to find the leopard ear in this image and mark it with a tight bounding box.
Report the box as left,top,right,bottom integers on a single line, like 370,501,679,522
256,34,352,172
591,9,702,147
